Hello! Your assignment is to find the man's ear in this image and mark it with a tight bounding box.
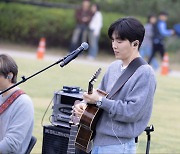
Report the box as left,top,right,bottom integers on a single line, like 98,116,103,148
132,40,139,47
6,73,13,80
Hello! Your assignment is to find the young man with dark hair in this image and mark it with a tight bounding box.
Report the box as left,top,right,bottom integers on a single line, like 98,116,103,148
0,54,34,153
74,17,156,153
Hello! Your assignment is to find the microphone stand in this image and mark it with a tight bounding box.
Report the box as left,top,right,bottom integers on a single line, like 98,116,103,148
0,51,76,95
145,125,154,154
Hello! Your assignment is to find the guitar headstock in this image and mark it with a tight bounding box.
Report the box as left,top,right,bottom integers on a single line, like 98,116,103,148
88,68,102,94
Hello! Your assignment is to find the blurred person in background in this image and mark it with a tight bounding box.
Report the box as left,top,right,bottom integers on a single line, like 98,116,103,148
173,23,180,37
87,3,103,60
140,14,159,71
0,54,34,153
148,11,174,64
69,0,92,52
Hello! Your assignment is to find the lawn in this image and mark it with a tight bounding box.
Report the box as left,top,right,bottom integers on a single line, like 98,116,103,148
13,57,180,153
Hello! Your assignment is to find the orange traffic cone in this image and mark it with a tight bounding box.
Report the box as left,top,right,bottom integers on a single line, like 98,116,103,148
161,52,169,75
37,37,46,59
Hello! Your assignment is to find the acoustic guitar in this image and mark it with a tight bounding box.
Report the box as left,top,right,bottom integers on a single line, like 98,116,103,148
67,68,102,154
75,68,108,153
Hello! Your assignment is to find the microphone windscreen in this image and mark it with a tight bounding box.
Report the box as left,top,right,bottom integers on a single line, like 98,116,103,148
81,42,89,50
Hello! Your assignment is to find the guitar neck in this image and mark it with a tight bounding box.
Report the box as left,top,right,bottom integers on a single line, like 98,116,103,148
88,83,93,94
67,125,78,154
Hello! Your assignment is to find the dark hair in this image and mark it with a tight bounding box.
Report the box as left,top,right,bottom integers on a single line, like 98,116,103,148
108,17,145,49
159,11,168,16
83,0,90,3
93,3,100,11
0,54,18,83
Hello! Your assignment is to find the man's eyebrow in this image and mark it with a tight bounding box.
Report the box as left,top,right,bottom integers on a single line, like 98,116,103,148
111,35,119,39
114,37,122,40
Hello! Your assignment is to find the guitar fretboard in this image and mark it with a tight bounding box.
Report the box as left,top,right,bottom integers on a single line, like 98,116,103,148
67,125,78,154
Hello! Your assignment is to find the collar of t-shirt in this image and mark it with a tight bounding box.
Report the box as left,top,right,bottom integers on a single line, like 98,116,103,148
121,65,127,71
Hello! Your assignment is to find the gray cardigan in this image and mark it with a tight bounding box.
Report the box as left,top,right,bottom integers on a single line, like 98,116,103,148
93,60,156,146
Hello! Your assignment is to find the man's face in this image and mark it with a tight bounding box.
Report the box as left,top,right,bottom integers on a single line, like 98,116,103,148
0,75,10,91
160,15,168,21
82,1,90,11
150,16,157,24
111,32,134,61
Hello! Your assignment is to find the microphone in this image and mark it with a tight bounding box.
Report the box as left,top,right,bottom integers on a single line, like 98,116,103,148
60,42,89,67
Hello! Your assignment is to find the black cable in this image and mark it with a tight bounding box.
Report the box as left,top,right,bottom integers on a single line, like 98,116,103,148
41,90,61,127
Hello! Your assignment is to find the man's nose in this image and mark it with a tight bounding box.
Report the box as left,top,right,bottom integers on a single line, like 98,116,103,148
112,42,117,49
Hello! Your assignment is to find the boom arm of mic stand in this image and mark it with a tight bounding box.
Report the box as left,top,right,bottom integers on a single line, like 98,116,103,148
0,57,67,95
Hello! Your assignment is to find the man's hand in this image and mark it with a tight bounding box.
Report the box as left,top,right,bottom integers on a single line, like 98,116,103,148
83,89,101,104
73,102,87,118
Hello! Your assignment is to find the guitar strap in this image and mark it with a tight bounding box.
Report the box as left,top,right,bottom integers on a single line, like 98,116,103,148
0,89,25,115
107,57,147,99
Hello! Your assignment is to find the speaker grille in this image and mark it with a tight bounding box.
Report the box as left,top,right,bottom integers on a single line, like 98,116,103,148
42,125,70,154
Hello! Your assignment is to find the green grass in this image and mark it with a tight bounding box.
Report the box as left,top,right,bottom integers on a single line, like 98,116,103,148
14,57,180,153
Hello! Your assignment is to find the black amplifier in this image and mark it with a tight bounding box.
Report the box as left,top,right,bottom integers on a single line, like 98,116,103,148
42,125,70,154
52,86,83,127
42,125,89,154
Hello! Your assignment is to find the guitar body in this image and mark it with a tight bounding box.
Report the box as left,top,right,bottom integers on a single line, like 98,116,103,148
80,104,102,130
75,126,93,153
